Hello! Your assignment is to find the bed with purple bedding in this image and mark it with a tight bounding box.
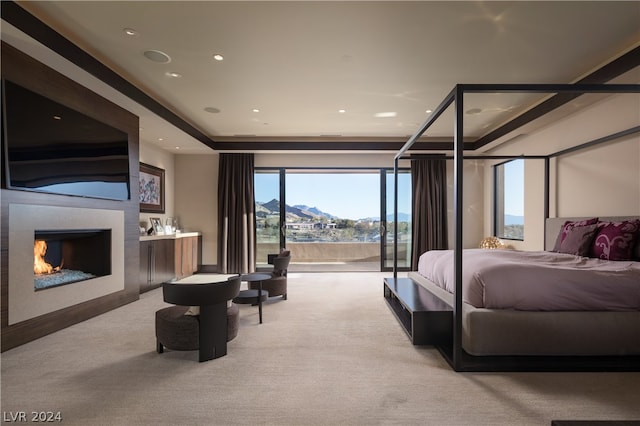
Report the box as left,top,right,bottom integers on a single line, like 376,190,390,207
407,216,640,356
418,249,640,311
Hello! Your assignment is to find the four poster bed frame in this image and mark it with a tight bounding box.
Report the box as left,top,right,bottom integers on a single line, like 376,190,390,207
389,83,640,372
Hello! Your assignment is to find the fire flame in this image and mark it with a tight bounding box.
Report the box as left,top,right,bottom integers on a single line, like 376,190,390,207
34,240,59,275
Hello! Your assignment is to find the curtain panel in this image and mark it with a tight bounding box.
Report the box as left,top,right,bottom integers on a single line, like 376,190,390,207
411,157,448,270
217,153,256,274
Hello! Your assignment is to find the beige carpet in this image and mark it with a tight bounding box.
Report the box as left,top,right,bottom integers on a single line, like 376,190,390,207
2,272,639,426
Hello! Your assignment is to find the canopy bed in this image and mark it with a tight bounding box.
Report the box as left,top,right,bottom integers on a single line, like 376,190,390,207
388,83,640,372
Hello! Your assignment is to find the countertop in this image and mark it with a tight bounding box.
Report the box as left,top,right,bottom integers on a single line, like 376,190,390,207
140,232,201,241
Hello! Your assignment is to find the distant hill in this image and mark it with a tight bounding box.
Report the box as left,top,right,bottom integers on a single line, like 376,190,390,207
256,199,410,222
256,200,331,221
292,204,336,220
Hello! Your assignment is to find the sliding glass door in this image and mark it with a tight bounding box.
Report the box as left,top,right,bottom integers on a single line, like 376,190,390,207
255,168,411,272
382,170,412,271
255,170,283,266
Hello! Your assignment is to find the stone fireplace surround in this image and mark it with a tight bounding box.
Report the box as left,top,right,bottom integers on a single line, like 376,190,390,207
8,204,125,325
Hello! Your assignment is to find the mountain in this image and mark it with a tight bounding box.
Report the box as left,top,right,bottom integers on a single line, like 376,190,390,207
293,205,336,219
256,199,410,222
256,199,332,221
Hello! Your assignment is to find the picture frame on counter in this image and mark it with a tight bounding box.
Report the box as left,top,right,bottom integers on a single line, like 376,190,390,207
139,163,165,213
149,217,164,235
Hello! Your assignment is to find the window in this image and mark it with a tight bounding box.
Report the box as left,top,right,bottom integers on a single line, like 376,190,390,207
254,168,411,271
494,159,524,240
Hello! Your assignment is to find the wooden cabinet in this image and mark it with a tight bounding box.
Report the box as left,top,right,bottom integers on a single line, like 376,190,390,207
140,234,201,293
174,235,201,280
139,239,176,293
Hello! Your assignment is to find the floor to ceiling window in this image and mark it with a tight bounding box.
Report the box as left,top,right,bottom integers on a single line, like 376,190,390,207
254,168,412,272
494,159,524,240
383,170,412,270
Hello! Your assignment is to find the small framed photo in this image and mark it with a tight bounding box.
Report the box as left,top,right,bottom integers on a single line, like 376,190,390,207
149,217,164,235
139,163,165,213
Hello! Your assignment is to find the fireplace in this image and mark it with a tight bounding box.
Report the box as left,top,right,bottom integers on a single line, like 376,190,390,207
34,229,112,291
8,204,125,325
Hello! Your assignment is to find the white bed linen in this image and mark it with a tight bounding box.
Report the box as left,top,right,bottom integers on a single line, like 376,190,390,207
417,249,640,311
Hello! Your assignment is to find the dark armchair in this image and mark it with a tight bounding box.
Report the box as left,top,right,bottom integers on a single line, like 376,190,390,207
249,252,291,300
155,275,241,362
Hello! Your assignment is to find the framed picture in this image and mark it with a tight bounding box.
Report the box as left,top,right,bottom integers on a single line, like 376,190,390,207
139,163,165,213
149,217,164,235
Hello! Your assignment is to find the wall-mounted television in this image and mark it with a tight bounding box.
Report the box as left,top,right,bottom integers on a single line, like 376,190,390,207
1,79,130,201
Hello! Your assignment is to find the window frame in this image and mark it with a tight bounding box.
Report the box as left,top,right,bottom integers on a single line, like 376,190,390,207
493,159,524,241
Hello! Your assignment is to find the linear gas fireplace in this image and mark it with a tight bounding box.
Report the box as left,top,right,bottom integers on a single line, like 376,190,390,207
34,229,112,291
8,204,125,325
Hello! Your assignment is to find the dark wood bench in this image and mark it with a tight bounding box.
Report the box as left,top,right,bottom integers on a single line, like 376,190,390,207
384,277,452,345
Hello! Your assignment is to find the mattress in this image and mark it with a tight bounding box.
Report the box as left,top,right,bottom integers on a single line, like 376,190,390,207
417,248,640,311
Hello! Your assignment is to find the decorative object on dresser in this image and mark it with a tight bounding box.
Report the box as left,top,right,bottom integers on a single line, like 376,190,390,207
155,275,241,362
479,236,504,249
148,217,164,235
139,162,165,213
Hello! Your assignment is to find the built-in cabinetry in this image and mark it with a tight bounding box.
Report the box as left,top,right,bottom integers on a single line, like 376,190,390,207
139,233,201,293
174,235,200,280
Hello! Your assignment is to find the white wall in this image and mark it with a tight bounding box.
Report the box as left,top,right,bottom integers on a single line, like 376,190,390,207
174,154,219,265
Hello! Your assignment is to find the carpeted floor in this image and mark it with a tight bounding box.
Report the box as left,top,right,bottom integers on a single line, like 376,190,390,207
2,272,639,425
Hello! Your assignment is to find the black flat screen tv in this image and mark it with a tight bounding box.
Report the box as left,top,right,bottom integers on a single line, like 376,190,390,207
1,79,131,201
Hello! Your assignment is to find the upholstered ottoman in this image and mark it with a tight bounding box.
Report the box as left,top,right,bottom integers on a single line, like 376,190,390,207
155,303,240,354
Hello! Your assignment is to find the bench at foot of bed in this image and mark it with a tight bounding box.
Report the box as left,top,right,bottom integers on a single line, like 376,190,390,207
384,277,452,346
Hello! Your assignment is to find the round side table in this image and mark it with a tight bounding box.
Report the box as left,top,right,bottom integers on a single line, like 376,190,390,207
233,273,271,324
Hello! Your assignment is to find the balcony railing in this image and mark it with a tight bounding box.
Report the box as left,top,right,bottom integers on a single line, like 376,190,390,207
256,241,410,272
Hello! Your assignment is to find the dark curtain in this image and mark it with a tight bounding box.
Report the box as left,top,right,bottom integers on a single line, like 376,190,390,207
411,157,448,270
217,153,256,274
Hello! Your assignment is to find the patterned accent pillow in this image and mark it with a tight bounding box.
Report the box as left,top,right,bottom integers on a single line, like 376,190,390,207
558,223,599,256
552,218,599,252
591,220,640,261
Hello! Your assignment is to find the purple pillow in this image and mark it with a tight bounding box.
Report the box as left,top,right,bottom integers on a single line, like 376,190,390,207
558,224,599,256
552,218,599,252
591,220,640,261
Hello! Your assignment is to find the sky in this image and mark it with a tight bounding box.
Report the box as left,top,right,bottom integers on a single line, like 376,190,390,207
255,172,412,220
503,159,524,216
255,164,524,220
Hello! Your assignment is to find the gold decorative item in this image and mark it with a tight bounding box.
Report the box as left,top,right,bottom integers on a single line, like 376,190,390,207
480,236,504,249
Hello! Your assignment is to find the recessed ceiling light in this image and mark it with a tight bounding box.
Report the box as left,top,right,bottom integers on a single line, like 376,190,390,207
466,108,483,115
165,71,182,78
204,107,221,114
53,115,62,120
338,109,346,113
123,28,138,36
143,49,171,63
252,108,260,113
175,146,180,150
425,109,433,114
374,111,397,118
213,54,224,61
158,138,164,141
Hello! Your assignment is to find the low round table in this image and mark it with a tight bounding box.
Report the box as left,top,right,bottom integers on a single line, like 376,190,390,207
233,273,271,324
